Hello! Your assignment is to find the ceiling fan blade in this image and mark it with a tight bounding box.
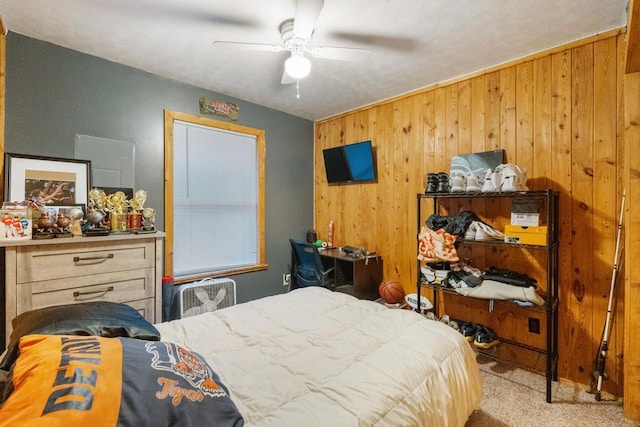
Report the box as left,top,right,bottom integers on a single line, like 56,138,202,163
281,68,296,85
92,3,260,29
212,41,285,52
329,32,417,52
311,46,372,61
293,0,324,39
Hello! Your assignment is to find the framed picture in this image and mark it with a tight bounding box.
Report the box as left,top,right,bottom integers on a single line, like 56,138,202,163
4,153,91,207
41,204,86,222
0,204,32,241
449,149,505,180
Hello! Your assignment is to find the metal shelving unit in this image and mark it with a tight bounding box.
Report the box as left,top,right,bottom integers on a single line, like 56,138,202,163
416,189,559,403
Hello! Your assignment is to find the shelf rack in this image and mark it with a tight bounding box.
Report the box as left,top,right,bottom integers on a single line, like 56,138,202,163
416,189,559,403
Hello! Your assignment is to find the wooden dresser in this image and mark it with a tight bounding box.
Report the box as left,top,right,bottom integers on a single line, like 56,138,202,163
1,233,164,349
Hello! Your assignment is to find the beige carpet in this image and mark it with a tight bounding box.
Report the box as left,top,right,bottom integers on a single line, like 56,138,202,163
466,356,639,427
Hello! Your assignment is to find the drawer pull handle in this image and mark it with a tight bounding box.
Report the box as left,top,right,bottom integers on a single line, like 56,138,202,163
73,286,114,298
73,254,115,262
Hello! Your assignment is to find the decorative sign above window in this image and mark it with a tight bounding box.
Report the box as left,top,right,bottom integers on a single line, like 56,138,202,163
199,98,240,121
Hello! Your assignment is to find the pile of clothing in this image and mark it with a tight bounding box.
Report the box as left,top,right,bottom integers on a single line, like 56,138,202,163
453,266,543,306
417,212,476,263
418,211,543,306
421,262,543,306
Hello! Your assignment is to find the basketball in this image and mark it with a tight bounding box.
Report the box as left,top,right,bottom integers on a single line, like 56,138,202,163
379,280,405,304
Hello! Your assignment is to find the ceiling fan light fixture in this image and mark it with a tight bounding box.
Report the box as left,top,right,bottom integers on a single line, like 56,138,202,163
285,54,311,79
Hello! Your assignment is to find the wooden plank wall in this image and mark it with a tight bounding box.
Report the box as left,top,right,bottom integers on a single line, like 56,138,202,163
623,0,640,419
315,31,626,396
623,69,640,422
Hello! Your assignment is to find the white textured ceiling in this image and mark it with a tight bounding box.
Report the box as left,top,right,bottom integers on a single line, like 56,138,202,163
0,0,629,121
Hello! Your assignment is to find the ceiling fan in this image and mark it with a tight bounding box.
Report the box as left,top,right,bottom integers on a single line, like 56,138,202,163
212,0,372,85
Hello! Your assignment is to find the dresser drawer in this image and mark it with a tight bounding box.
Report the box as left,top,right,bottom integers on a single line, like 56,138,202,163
17,268,154,313
26,295,156,324
17,240,155,283
126,298,156,323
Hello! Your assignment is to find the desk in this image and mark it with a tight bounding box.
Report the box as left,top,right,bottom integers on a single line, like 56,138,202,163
319,248,382,300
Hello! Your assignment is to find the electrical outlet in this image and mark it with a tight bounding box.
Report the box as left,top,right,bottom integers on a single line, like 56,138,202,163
528,318,540,334
283,273,291,286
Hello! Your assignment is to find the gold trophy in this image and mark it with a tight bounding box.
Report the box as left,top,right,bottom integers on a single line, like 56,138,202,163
83,188,110,236
140,207,156,233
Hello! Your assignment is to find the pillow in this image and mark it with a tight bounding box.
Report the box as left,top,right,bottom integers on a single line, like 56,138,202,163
0,301,160,371
0,334,244,426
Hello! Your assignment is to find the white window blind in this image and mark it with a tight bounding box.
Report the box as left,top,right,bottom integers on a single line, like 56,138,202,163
173,120,258,277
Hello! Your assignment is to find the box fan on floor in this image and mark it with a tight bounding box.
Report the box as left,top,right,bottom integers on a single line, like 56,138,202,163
174,278,236,319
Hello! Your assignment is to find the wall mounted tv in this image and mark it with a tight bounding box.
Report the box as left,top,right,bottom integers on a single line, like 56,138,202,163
322,140,376,184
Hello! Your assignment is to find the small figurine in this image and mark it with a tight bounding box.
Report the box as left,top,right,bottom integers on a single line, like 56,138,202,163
68,206,85,236
53,212,73,238
84,207,109,236
33,210,55,239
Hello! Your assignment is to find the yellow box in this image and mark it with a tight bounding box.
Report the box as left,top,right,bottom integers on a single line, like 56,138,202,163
504,225,547,246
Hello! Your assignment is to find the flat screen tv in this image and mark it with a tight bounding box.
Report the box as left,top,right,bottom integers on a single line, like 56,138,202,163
322,140,376,184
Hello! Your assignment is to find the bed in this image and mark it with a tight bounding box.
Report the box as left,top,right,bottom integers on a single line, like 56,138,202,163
0,287,482,426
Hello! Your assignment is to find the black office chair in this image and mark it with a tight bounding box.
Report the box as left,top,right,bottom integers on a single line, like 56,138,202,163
289,238,335,289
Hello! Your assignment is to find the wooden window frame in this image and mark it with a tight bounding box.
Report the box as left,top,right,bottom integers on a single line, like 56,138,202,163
163,110,266,282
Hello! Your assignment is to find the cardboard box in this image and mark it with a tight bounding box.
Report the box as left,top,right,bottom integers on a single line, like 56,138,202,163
511,212,540,226
0,206,32,241
504,225,547,246
511,199,540,226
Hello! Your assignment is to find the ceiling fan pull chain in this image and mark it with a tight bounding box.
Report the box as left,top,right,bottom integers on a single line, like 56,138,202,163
296,80,301,99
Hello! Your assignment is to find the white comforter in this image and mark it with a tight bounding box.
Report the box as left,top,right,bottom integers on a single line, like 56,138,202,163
155,287,482,427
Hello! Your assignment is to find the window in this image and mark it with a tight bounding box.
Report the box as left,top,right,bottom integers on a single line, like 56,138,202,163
164,110,266,281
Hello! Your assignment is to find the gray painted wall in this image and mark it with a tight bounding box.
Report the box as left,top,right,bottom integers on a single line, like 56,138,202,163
4,33,315,304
